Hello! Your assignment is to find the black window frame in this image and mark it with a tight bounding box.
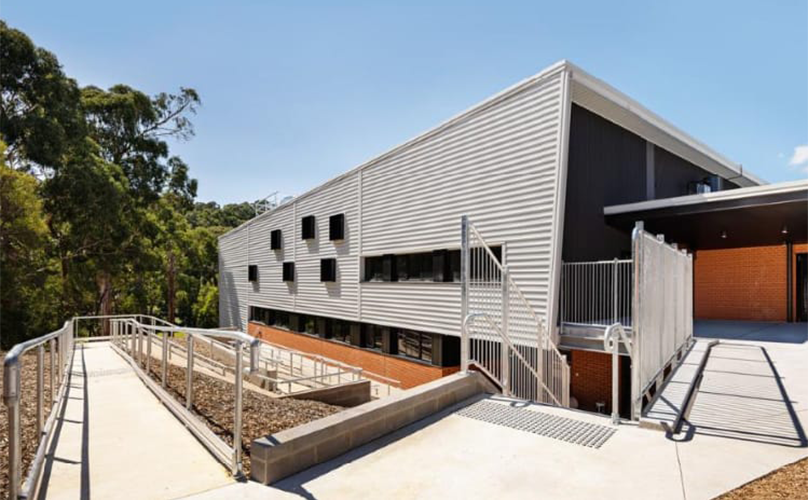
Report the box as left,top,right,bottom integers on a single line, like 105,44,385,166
248,265,258,282
270,229,282,250
396,329,434,363
328,318,352,344
362,324,386,351
320,258,337,282
282,262,295,282
301,215,316,240
329,213,345,241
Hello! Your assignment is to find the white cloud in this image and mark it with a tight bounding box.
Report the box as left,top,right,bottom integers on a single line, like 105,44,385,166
788,144,808,172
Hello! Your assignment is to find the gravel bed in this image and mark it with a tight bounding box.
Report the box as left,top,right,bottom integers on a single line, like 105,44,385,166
143,355,341,475
0,351,55,498
716,457,807,499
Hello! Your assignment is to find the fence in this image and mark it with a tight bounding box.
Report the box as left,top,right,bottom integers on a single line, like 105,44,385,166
559,259,633,328
461,216,570,407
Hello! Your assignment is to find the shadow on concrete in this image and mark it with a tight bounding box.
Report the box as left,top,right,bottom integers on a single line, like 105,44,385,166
674,343,807,449
695,320,807,344
272,394,487,499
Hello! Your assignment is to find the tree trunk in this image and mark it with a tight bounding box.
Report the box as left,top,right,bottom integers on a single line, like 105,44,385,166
98,271,112,336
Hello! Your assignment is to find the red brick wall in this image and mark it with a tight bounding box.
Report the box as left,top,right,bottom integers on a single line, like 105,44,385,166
570,350,614,413
694,245,788,321
248,323,458,389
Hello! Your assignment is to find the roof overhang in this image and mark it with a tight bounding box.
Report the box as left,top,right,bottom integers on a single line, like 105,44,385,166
604,180,808,249
566,62,764,188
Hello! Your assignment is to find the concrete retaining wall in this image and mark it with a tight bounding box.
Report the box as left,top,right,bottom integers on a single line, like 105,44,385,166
283,379,371,407
250,372,492,484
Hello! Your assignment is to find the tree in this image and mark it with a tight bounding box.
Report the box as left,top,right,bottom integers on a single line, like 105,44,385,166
0,21,84,172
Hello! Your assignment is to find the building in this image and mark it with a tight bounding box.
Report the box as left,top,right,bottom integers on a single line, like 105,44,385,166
218,60,807,412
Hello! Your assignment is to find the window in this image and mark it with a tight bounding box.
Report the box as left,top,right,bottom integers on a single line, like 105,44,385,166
248,265,258,282
329,214,345,241
301,215,316,240
320,258,337,282
282,262,295,282
271,229,282,250
396,329,433,362
329,318,351,343
362,324,386,350
398,252,433,281
364,254,397,282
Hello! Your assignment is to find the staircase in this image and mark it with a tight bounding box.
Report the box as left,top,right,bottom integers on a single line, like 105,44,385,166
460,216,570,406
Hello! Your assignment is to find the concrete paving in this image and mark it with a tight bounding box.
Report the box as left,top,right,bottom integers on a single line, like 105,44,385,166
260,320,807,500
39,342,233,500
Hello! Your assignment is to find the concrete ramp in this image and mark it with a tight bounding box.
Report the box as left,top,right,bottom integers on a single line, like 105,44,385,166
38,342,232,499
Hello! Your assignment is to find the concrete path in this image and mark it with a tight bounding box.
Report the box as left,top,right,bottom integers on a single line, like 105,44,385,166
39,342,232,500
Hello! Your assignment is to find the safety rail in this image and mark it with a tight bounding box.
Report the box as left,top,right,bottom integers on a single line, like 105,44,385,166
460,215,570,407
109,317,259,476
603,323,632,424
559,259,633,328
3,321,74,500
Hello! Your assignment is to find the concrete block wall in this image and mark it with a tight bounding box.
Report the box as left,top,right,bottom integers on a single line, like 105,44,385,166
249,323,460,389
694,245,788,321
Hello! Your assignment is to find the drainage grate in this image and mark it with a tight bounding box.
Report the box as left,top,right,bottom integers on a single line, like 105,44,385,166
455,400,616,449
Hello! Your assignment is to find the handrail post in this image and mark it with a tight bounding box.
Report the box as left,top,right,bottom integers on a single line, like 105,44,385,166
37,345,44,434
147,328,153,374
162,329,168,389
186,334,194,410
612,258,618,325
233,341,244,475
501,265,510,396
4,360,21,499
49,338,56,404
460,215,470,373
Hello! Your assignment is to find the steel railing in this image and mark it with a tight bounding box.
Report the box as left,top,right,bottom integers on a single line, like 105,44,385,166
109,317,259,476
460,215,570,407
559,259,633,329
3,321,74,500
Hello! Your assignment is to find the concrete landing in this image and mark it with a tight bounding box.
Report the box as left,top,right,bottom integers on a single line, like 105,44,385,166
39,342,232,500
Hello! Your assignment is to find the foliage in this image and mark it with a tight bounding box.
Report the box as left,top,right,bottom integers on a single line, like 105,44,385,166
0,22,253,348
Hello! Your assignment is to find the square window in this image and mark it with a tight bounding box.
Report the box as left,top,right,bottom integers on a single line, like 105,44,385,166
320,258,337,282
329,213,345,241
248,265,258,282
282,262,295,282
302,215,316,240
271,229,282,250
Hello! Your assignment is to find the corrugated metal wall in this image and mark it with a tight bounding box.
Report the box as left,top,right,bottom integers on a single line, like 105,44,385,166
219,67,568,335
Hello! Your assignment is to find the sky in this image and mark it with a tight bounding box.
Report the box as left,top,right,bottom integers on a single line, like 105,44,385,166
3,1,807,204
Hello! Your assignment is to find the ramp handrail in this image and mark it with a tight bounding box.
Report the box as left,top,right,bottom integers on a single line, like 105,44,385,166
109,317,259,476
603,323,632,425
3,321,74,500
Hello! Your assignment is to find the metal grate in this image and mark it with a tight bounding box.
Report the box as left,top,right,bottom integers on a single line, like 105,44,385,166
455,400,616,449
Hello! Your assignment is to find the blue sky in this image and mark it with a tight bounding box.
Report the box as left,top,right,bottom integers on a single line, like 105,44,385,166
4,1,807,203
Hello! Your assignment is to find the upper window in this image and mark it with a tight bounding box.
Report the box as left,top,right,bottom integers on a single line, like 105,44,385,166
248,265,258,282
320,258,337,282
282,262,295,282
302,215,316,240
398,252,433,281
270,229,282,250
329,214,345,241
364,254,396,282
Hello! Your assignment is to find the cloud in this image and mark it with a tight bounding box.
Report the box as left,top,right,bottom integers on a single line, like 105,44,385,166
788,144,808,172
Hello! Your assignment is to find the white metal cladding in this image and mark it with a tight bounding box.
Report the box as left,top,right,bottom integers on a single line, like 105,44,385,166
633,228,693,400
219,225,249,330
219,66,568,334
361,70,566,334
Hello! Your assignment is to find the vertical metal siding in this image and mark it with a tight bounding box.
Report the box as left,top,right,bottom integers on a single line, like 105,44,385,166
218,225,249,330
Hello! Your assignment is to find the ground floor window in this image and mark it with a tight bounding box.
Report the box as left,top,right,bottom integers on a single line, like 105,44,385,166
396,328,433,362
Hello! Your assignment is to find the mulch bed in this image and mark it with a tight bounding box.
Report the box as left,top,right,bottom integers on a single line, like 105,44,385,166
142,354,341,475
0,351,54,498
715,457,808,499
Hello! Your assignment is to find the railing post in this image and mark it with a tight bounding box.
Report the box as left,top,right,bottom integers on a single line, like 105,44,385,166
186,334,194,410
501,265,511,396
460,215,470,373
37,345,44,434
233,341,244,475
162,330,168,389
631,221,644,421
147,328,153,374
4,361,21,500
611,331,620,425
612,258,619,325
49,338,56,404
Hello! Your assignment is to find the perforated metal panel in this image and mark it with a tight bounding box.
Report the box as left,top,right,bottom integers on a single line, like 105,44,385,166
455,400,616,448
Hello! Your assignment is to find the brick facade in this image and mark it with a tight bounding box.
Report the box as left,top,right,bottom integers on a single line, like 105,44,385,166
570,350,615,414
694,245,788,321
248,322,459,389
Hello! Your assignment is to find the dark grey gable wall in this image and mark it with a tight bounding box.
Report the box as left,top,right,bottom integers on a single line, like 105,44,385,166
562,104,738,262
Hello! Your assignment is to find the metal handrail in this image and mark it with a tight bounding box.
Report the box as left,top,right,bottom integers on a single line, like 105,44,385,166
109,317,259,476
3,321,74,500
603,323,632,425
